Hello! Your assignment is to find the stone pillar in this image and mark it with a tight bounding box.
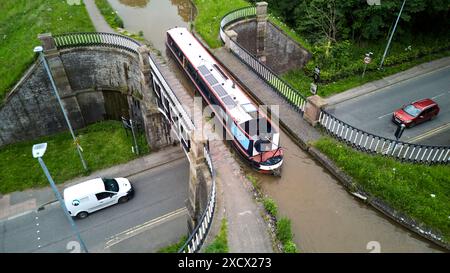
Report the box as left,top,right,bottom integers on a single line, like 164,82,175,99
186,131,211,233
225,30,238,51
38,33,85,129
256,2,268,63
303,95,328,126
137,46,172,151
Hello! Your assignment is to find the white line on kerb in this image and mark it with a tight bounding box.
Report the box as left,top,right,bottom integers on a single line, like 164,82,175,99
104,207,188,249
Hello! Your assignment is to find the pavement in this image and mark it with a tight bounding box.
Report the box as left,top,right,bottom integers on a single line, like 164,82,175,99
84,0,115,33
0,147,190,253
326,62,450,145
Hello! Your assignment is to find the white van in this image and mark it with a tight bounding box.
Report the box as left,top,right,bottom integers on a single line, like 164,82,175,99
64,177,134,219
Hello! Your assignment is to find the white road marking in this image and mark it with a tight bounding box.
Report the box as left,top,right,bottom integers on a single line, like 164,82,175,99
408,122,450,143
431,92,447,99
104,207,188,249
377,112,393,119
5,210,33,221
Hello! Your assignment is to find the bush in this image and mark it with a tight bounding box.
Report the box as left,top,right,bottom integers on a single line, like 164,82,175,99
263,197,278,217
283,240,298,253
276,217,293,245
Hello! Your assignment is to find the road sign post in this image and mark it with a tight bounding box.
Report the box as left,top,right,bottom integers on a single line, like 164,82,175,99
362,52,373,78
394,123,406,140
310,83,318,95
313,66,320,83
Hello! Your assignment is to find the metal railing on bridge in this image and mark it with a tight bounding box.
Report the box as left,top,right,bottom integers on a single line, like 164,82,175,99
54,32,141,53
178,142,217,253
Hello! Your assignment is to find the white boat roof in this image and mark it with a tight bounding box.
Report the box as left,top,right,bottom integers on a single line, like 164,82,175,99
63,178,105,200
167,27,257,125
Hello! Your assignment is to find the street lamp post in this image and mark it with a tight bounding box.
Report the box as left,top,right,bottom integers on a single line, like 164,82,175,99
34,46,88,171
379,0,407,70
32,143,88,253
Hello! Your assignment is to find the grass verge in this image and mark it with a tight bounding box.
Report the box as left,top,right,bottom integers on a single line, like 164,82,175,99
204,218,228,253
0,0,95,103
314,136,450,243
157,235,188,253
193,0,249,49
94,0,123,29
0,120,149,194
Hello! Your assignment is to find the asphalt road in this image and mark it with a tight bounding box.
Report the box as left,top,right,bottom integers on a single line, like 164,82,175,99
326,66,450,145
0,158,189,253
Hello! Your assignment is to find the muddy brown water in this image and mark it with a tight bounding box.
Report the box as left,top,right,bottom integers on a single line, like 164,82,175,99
252,130,443,252
108,0,195,56
110,0,445,252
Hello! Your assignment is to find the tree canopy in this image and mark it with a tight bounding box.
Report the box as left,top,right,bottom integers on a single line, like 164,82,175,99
259,0,449,44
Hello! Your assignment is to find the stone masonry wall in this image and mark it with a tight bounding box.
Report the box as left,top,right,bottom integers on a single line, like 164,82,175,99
231,20,311,74
0,47,142,147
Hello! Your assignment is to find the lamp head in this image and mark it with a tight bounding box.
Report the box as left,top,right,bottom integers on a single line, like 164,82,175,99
32,143,47,158
33,46,44,53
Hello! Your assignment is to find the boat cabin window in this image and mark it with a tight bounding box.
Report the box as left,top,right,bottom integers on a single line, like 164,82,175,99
254,139,273,152
240,117,272,137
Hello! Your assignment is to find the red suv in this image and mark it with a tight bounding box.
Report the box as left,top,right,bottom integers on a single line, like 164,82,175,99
392,98,439,128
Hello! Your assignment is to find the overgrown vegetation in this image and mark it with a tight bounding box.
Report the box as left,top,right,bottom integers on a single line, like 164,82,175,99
94,0,147,43
0,0,95,102
314,137,450,243
95,0,124,29
262,197,278,217
246,173,260,192
276,217,297,253
157,235,188,253
0,120,149,194
204,218,228,253
246,173,298,253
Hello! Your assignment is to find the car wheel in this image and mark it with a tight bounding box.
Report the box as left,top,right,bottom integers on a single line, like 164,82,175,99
77,211,88,219
118,196,129,204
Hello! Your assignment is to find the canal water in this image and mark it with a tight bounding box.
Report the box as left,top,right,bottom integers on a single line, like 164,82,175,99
108,0,444,252
107,0,195,56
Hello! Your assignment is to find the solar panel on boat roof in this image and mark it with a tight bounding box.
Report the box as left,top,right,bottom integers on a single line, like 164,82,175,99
205,74,218,86
222,95,236,108
213,85,227,97
198,65,210,76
